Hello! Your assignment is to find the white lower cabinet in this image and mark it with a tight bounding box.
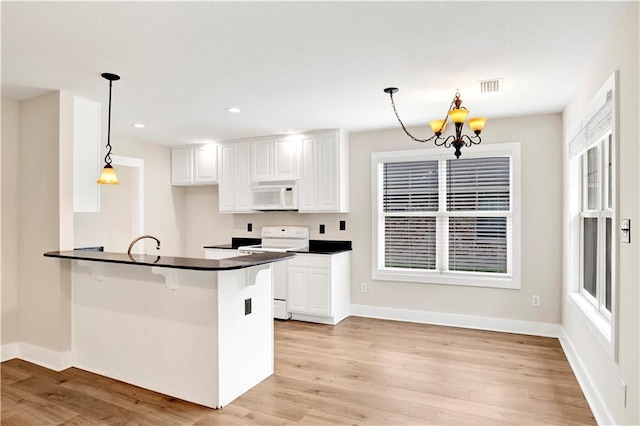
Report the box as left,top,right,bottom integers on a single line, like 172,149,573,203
287,251,350,325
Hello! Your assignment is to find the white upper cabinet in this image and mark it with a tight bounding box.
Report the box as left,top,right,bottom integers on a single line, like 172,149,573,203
171,147,193,185
73,96,102,213
249,136,299,182
218,141,251,213
298,130,349,213
171,144,218,186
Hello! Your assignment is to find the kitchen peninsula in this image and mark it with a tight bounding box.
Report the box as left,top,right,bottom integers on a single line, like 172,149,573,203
44,250,295,408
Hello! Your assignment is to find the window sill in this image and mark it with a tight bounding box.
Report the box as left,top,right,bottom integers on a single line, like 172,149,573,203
567,292,613,358
373,268,520,289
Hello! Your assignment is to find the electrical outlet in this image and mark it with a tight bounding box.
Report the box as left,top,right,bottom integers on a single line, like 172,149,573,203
360,282,368,293
247,223,252,232
339,220,346,231
319,224,325,234
532,295,541,307
620,380,627,407
244,298,252,316
207,222,212,231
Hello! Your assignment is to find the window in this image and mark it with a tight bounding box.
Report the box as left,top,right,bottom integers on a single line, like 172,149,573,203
567,71,616,358
372,143,521,289
579,135,614,319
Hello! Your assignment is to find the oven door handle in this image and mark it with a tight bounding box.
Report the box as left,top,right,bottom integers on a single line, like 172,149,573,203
238,249,259,255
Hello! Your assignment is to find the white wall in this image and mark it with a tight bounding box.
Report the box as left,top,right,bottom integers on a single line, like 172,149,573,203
346,114,563,324
17,91,73,353
561,3,639,425
182,188,351,258
1,99,20,345
74,137,186,257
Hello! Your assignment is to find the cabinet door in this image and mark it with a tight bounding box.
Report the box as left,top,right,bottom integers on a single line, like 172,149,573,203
307,268,331,316
218,144,235,212
249,138,273,182
194,144,217,184
287,266,309,313
273,137,298,180
298,135,317,211
234,141,252,211
172,147,193,185
317,132,339,211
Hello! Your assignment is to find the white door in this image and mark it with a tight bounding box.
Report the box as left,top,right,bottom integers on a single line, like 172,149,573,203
317,132,338,211
307,268,330,316
298,135,317,211
234,141,252,211
273,137,298,180
218,144,234,212
250,138,273,182
194,145,217,183
287,266,309,313
171,147,193,185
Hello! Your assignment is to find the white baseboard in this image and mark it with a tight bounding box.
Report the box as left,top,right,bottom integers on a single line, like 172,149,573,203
1,342,72,372
1,342,19,362
558,330,615,426
349,304,562,337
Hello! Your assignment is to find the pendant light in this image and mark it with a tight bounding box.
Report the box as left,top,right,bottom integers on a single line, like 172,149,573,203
97,72,121,184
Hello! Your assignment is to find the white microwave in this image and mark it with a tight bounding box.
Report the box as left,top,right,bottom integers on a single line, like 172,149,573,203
250,183,298,210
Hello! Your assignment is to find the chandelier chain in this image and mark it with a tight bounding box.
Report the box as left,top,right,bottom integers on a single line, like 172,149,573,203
388,91,436,143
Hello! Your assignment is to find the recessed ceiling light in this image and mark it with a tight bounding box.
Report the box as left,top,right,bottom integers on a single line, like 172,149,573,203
225,107,241,114
132,123,145,128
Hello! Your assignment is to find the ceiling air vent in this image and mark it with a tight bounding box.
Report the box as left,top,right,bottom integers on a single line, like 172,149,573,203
479,78,502,94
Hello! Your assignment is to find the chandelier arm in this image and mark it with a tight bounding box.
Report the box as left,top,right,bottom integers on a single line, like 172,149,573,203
387,92,437,143
461,134,482,146
435,134,456,148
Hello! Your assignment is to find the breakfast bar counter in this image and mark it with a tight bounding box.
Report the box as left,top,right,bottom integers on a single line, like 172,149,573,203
44,250,295,408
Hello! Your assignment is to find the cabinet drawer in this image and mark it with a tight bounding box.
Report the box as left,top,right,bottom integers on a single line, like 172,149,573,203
288,254,330,269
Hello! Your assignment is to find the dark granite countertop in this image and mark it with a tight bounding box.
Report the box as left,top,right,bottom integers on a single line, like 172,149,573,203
204,238,352,255
44,250,295,271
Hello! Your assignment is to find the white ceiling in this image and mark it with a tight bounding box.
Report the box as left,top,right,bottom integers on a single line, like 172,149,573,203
1,1,629,147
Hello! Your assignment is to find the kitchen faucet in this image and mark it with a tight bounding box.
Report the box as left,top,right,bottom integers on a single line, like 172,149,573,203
127,235,161,255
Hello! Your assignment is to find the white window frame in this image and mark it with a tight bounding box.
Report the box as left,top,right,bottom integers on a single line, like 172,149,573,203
371,142,521,289
566,71,618,360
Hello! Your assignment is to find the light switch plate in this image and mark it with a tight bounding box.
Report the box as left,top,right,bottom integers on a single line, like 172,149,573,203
621,219,630,243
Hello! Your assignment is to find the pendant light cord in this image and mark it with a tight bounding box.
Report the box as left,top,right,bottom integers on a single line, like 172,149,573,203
105,79,113,165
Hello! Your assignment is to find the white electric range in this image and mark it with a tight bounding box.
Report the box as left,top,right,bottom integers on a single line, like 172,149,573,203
238,226,309,320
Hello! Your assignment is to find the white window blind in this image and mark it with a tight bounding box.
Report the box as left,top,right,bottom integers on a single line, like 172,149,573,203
446,157,510,211
569,89,613,158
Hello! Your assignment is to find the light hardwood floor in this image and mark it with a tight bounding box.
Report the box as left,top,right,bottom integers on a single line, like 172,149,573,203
1,316,595,425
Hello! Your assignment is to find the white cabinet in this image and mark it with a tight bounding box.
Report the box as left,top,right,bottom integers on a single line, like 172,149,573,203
298,130,349,213
171,147,193,185
218,141,251,213
286,251,350,325
194,145,218,183
73,96,102,213
171,144,218,186
249,136,299,182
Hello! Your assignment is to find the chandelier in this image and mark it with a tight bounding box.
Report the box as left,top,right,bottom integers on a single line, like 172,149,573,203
383,87,487,158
